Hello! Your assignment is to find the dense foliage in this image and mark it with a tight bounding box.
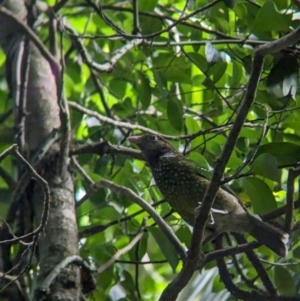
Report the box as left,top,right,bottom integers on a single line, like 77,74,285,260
1,0,300,300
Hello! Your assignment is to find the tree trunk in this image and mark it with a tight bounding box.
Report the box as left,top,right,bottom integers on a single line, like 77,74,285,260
0,1,80,300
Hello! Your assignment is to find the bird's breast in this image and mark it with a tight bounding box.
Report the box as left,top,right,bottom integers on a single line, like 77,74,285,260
152,160,206,214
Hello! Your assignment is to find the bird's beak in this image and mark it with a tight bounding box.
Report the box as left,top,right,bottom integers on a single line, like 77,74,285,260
127,135,142,145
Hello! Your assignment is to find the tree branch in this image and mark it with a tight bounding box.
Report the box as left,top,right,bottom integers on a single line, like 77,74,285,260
93,180,186,260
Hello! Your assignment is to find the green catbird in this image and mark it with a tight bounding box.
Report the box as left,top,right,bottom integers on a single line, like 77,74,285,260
127,134,288,257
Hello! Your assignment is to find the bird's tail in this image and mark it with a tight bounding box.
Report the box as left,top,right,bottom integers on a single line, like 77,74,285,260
248,215,289,257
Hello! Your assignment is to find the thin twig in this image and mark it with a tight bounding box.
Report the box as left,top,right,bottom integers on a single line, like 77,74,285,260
71,157,94,185
285,169,300,232
0,145,50,245
88,0,222,39
97,231,144,274
78,200,165,238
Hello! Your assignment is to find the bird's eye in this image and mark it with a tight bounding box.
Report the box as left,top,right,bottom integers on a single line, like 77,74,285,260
148,135,158,141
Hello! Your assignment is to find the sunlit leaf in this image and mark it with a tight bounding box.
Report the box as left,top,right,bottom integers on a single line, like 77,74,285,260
252,1,292,33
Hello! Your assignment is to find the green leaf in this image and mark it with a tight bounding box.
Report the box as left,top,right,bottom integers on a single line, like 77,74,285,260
274,266,296,296
167,98,183,131
190,29,202,52
148,226,179,272
252,1,292,33
185,116,200,134
139,16,162,34
139,0,158,11
120,270,136,291
136,72,152,109
208,62,227,83
255,142,300,166
250,153,281,182
241,177,277,214
109,78,127,99
187,52,207,72
293,246,300,259
231,61,243,87
138,231,148,259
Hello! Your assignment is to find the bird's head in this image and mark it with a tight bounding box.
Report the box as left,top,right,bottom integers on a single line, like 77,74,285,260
127,134,179,163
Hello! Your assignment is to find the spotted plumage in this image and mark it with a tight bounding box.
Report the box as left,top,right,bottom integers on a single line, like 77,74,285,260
128,134,289,257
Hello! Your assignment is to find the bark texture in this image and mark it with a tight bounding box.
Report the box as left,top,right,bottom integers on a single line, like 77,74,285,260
0,1,80,300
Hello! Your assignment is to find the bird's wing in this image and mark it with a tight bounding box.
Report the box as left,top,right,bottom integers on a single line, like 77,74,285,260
187,157,249,211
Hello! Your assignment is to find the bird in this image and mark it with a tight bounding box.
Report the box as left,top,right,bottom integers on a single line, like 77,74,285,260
127,134,289,257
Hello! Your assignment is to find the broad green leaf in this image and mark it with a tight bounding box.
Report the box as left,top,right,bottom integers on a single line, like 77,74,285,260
109,78,127,99
148,226,179,272
112,97,136,118
185,116,200,134
231,61,243,87
293,246,300,259
120,270,136,291
208,62,227,83
250,153,281,182
190,29,202,52
252,1,292,33
138,231,148,259
212,17,230,33
235,137,249,153
241,177,277,214
139,16,162,34
187,52,207,72
136,72,152,109
139,0,158,11
274,266,296,296
167,98,183,131
255,142,300,166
